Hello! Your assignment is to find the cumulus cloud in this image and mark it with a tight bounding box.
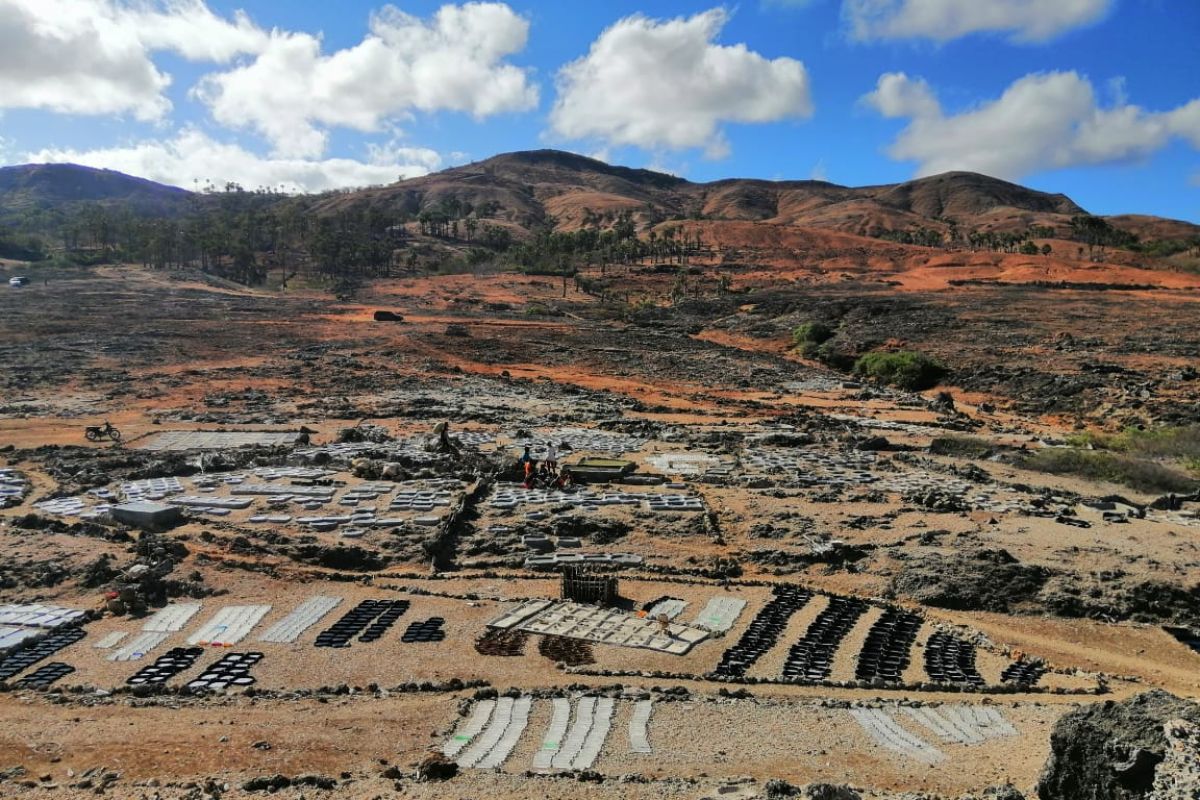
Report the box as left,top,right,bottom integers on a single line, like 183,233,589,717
0,0,267,120
23,129,441,193
862,72,939,118
549,8,812,159
845,0,1113,43
194,2,539,159
123,0,268,62
862,71,1200,180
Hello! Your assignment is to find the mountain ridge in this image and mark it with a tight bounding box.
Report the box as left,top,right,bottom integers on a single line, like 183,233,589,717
0,163,192,218
2,153,1198,243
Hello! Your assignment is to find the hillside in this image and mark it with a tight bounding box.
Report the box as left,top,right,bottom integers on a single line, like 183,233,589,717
3,151,1197,258
312,149,1196,244
861,171,1084,218
0,163,193,222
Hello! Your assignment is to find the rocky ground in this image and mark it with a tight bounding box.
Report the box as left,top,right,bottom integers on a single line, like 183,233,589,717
0,264,1197,800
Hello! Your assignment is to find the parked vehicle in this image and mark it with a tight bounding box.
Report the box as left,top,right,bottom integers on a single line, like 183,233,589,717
85,421,122,442
8,276,29,287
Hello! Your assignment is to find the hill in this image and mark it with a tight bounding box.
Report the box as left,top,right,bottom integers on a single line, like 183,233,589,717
6,152,1197,243
0,163,193,222
2,151,1196,271
314,149,1181,243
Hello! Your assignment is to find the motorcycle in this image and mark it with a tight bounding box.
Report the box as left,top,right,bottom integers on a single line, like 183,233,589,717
85,421,122,443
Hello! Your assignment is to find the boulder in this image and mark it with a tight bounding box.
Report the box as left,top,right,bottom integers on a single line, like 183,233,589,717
1038,691,1200,800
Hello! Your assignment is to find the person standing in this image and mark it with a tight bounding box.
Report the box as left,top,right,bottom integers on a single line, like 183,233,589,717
432,420,459,454
523,459,536,489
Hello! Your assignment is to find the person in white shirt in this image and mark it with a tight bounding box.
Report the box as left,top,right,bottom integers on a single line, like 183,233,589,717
545,443,558,472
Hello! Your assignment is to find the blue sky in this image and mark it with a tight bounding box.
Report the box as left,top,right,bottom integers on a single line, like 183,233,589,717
1,0,1198,221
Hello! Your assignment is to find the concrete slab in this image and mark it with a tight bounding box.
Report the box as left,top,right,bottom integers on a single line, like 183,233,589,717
533,698,572,770
170,496,254,510
108,631,171,662
93,631,127,649
553,696,596,769
258,596,343,643
646,599,688,620
0,604,85,629
443,699,497,758
137,431,303,452
477,696,532,768
509,601,708,655
693,595,747,633
487,600,554,630
628,700,654,754
187,605,271,646
0,626,39,649
112,501,182,529
850,708,945,765
142,603,202,633
573,697,614,769
458,697,515,768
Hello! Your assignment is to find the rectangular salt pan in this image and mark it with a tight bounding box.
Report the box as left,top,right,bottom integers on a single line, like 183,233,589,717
187,605,271,646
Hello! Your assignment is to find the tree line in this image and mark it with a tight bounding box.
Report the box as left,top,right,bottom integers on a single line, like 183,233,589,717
867,215,1200,260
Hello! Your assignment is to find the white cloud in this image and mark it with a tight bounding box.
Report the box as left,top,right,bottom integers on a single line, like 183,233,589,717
23,129,441,193
809,159,828,181
193,2,538,159
863,71,1200,180
0,0,267,120
124,0,268,62
549,8,812,159
0,0,171,120
862,71,939,118
845,0,1113,43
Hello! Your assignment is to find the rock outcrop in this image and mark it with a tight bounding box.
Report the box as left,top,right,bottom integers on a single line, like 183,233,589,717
1038,691,1200,800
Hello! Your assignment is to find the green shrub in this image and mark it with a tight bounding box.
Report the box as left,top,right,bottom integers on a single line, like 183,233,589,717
853,351,947,391
1120,425,1200,461
930,435,994,459
1018,448,1198,494
1065,425,1200,474
815,341,856,370
792,321,834,347
1063,430,1112,449
796,341,819,359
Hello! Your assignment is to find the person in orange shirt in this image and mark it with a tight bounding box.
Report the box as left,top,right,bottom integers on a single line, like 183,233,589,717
523,459,536,489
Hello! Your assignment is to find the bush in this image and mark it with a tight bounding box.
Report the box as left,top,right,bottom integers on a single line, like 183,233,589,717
853,351,947,391
1066,425,1200,477
1121,425,1200,462
930,435,994,459
792,321,834,347
1018,448,1198,494
813,340,856,370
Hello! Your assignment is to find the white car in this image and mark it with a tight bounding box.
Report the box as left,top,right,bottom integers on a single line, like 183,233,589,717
8,276,29,287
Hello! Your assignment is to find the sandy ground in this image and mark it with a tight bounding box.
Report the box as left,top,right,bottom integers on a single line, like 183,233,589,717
0,265,1197,798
